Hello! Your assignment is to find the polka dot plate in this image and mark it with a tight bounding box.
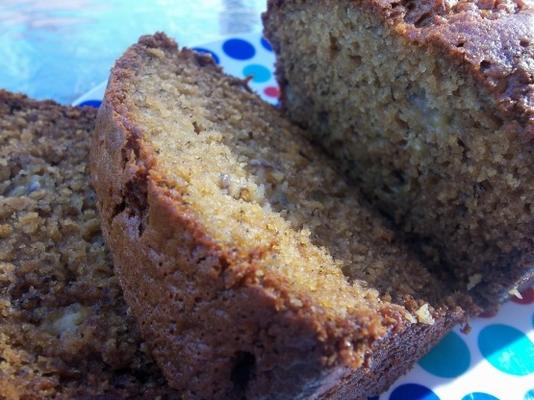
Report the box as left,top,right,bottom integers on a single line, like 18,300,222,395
73,33,534,400
73,33,279,108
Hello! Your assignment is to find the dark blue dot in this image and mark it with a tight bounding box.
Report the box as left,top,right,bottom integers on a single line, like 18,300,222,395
524,389,534,400
261,37,273,52
367,397,379,400
192,47,220,64
78,100,101,109
223,38,255,60
390,384,439,400
461,393,499,400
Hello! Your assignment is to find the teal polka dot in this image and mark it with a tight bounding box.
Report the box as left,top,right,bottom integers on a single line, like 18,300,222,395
418,332,470,378
478,324,534,376
525,389,534,400
462,393,499,400
243,64,271,83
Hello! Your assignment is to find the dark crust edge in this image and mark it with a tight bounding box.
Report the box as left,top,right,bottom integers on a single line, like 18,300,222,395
263,0,534,141
0,89,97,119
474,251,534,307
90,32,464,399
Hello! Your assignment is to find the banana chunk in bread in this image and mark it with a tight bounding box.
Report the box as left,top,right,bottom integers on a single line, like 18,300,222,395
0,91,178,399
91,33,466,400
264,0,534,306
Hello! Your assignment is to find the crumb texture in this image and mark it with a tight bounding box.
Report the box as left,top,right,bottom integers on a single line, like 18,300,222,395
0,91,178,399
90,33,464,400
264,0,534,305
129,37,451,315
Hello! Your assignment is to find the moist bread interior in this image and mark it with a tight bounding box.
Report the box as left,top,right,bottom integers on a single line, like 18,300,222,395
263,0,534,303
126,46,453,321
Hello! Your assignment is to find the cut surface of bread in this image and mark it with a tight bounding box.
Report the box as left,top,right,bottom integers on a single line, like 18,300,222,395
0,91,178,399
264,0,534,306
91,33,467,400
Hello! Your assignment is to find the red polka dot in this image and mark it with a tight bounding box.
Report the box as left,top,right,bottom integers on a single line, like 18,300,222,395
264,86,280,98
511,286,534,305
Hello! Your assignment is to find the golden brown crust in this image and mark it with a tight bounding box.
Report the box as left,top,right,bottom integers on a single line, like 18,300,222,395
265,0,534,139
90,33,465,399
90,42,336,398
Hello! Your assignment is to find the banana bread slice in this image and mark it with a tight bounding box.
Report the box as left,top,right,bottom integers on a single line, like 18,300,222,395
91,33,467,400
264,0,534,306
0,91,178,399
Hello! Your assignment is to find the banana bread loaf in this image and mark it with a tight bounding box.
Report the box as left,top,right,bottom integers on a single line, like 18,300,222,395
91,33,467,400
0,91,178,399
264,0,534,306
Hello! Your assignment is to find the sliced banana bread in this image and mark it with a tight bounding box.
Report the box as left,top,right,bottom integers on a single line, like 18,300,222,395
264,0,534,306
0,91,178,399
91,33,467,400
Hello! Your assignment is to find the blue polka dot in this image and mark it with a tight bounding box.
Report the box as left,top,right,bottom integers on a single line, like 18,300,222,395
78,100,101,109
478,324,534,376
223,38,255,60
192,47,220,64
418,331,470,378
390,384,439,400
261,37,273,52
524,389,534,400
243,64,271,83
462,393,500,400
